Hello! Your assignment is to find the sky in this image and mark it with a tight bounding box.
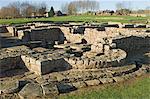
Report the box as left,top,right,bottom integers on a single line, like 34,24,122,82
0,0,149,11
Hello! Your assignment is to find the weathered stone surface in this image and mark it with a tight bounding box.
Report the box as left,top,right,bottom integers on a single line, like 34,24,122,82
113,77,125,82
85,79,100,86
0,93,20,99
89,60,97,69
100,78,114,84
72,81,87,88
134,69,145,77
0,81,19,94
18,83,43,98
57,83,76,93
76,59,84,69
52,73,66,82
41,82,59,96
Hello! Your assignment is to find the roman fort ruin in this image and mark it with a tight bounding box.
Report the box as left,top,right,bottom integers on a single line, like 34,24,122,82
0,22,150,98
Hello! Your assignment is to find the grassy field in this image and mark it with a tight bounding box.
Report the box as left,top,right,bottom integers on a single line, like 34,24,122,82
0,15,149,25
59,74,150,99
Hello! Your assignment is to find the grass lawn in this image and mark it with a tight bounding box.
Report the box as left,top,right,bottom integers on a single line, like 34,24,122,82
0,15,149,25
59,74,150,99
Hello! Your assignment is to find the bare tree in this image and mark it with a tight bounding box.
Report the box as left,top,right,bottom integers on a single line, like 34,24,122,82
0,1,48,18
68,2,77,15
38,2,47,16
66,0,99,15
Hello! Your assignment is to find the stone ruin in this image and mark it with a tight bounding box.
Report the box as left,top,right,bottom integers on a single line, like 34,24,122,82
0,22,150,98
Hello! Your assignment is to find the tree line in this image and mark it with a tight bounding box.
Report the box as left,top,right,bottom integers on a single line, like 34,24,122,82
61,0,99,15
0,0,99,19
0,0,149,19
0,1,47,19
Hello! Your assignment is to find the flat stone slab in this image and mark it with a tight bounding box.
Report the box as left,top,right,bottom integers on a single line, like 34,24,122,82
18,83,43,98
57,83,76,93
85,79,100,86
0,81,19,94
41,82,59,96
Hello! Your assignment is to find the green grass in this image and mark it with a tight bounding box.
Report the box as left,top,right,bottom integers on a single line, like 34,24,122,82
0,15,149,25
59,75,150,99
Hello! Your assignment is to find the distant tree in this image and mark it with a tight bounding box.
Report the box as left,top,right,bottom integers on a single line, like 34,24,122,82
48,6,55,17
21,2,36,17
38,2,47,16
66,0,99,14
38,7,46,16
0,2,21,19
68,2,77,15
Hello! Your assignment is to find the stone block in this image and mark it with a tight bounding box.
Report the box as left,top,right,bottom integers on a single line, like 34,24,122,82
104,44,110,51
19,83,43,99
76,59,84,69
100,78,114,84
72,81,86,89
83,59,90,69
21,55,26,62
36,60,42,66
91,71,104,78
113,77,125,82
85,79,100,86
29,57,36,64
25,57,30,63
57,83,76,93
68,58,76,65
1,81,20,94
95,61,100,68
89,60,97,69
41,82,59,96
134,69,145,77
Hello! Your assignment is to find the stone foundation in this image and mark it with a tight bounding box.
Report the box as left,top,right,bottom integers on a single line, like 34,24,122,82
21,55,71,75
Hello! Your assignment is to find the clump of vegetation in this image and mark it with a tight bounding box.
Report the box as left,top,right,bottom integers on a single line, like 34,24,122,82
48,6,55,17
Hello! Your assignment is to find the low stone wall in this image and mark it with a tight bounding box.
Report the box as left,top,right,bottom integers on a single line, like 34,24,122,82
113,36,150,52
65,56,126,69
21,55,71,75
18,28,65,43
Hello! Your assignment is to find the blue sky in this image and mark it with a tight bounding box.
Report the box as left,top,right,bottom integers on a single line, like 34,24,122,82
0,0,149,11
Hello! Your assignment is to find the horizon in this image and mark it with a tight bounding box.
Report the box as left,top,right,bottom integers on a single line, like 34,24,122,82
0,0,150,11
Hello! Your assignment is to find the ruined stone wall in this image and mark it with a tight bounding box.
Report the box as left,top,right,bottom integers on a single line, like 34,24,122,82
30,28,65,43
0,46,30,74
84,28,107,43
65,54,126,69
59,27,82,43
21,55,71,75
18,28,65,43
0,56,25,73
113,36,150,52
60,27,123,44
